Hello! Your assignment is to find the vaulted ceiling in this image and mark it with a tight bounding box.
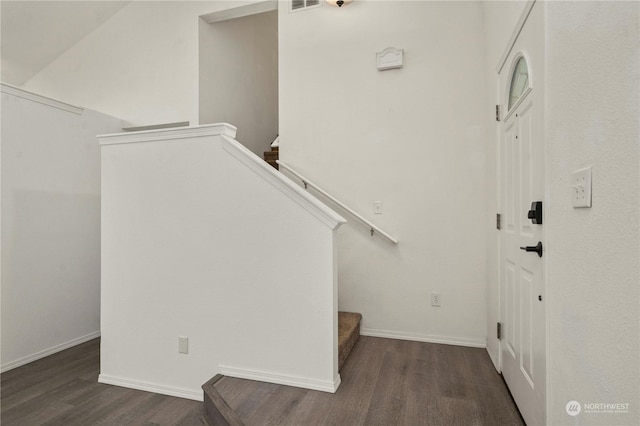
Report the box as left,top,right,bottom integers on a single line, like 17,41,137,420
1,1,130,86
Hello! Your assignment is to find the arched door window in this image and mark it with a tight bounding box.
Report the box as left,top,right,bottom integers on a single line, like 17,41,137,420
508,56,530,111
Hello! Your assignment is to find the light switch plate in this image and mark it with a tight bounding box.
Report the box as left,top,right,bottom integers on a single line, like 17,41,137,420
178,336,189,354
572,166,592,208
374,201,383,215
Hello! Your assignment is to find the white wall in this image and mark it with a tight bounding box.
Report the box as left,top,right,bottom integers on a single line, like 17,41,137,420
1,84,121,371
22,1,263,128
199,10,278,156
99,125,344,399
0,1,129,86
279,1,488,346
545,2,639,424
482,0,529,369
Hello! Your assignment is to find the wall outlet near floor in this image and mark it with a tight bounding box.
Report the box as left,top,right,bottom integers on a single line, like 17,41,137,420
178,336,189,354
431,292,441,307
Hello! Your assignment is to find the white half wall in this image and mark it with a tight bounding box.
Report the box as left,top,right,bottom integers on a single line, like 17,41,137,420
1,84,121,372
279,1,488,346
199,10,278,156
99,124,344,399
545,2,639,424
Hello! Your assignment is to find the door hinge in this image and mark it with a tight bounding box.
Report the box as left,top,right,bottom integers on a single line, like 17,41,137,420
495,105,501,122
497,322,502,340
496,213,501,230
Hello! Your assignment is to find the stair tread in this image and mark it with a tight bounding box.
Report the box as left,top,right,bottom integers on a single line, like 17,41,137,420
202,376,244,426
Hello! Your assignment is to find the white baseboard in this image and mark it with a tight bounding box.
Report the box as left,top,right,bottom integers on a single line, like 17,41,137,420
360,328,486,348
1,330,101,373
98,374,203,401
218,365,341,393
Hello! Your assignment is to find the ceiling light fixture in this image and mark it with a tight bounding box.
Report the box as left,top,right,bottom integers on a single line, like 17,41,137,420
326,0,352,7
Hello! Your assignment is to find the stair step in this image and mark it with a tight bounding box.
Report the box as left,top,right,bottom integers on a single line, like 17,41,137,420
202,375,244,426
338,311,362,371
202,312,363,425
263,151,279,161
266,160,278,170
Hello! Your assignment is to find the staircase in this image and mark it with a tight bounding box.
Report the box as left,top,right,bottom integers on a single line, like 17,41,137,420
263,146,278,170
202,312,361,425
199,146,362,424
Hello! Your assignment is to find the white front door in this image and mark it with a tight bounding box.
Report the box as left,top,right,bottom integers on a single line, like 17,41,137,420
498,2,546,425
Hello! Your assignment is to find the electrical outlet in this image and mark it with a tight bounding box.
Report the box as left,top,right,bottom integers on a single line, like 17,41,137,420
431,292,441,307
374,201,383,215
178,336,189,354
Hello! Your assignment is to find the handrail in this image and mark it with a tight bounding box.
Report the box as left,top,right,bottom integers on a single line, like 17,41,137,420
277,161,399,244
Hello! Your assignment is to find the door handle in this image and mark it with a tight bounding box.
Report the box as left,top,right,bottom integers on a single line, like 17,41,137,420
520,241,543,257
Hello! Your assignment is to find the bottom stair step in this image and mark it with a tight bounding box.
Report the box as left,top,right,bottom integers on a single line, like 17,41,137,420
203,312,362,425
202,375,243,426
338,311,362,371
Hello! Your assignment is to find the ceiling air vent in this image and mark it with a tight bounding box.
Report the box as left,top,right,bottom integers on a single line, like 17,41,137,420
291,0,321,12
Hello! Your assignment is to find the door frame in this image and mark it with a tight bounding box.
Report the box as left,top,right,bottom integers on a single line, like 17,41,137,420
496,1,537,75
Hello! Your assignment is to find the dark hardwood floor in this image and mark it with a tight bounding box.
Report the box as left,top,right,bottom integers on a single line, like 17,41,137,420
1,337,523,426
0,339,203,425
214,337,524,426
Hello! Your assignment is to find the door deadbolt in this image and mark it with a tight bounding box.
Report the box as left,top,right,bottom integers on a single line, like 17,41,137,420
527,201,542,224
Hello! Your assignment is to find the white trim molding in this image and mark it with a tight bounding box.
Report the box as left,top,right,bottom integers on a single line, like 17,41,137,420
1,331,101,373
201,0,278,23
98,375,203,401
361,328,486,348
496,0,536,73
98,123,237,146
0,82,84,115
222,135,346,230
219,365,341,393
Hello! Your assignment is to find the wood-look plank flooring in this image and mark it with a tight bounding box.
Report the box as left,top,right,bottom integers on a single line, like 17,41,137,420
1,336,523,426
214,337,524,426
0,339,203,425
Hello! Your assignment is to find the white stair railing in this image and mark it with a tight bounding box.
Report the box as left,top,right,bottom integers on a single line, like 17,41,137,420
278,161,399,244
